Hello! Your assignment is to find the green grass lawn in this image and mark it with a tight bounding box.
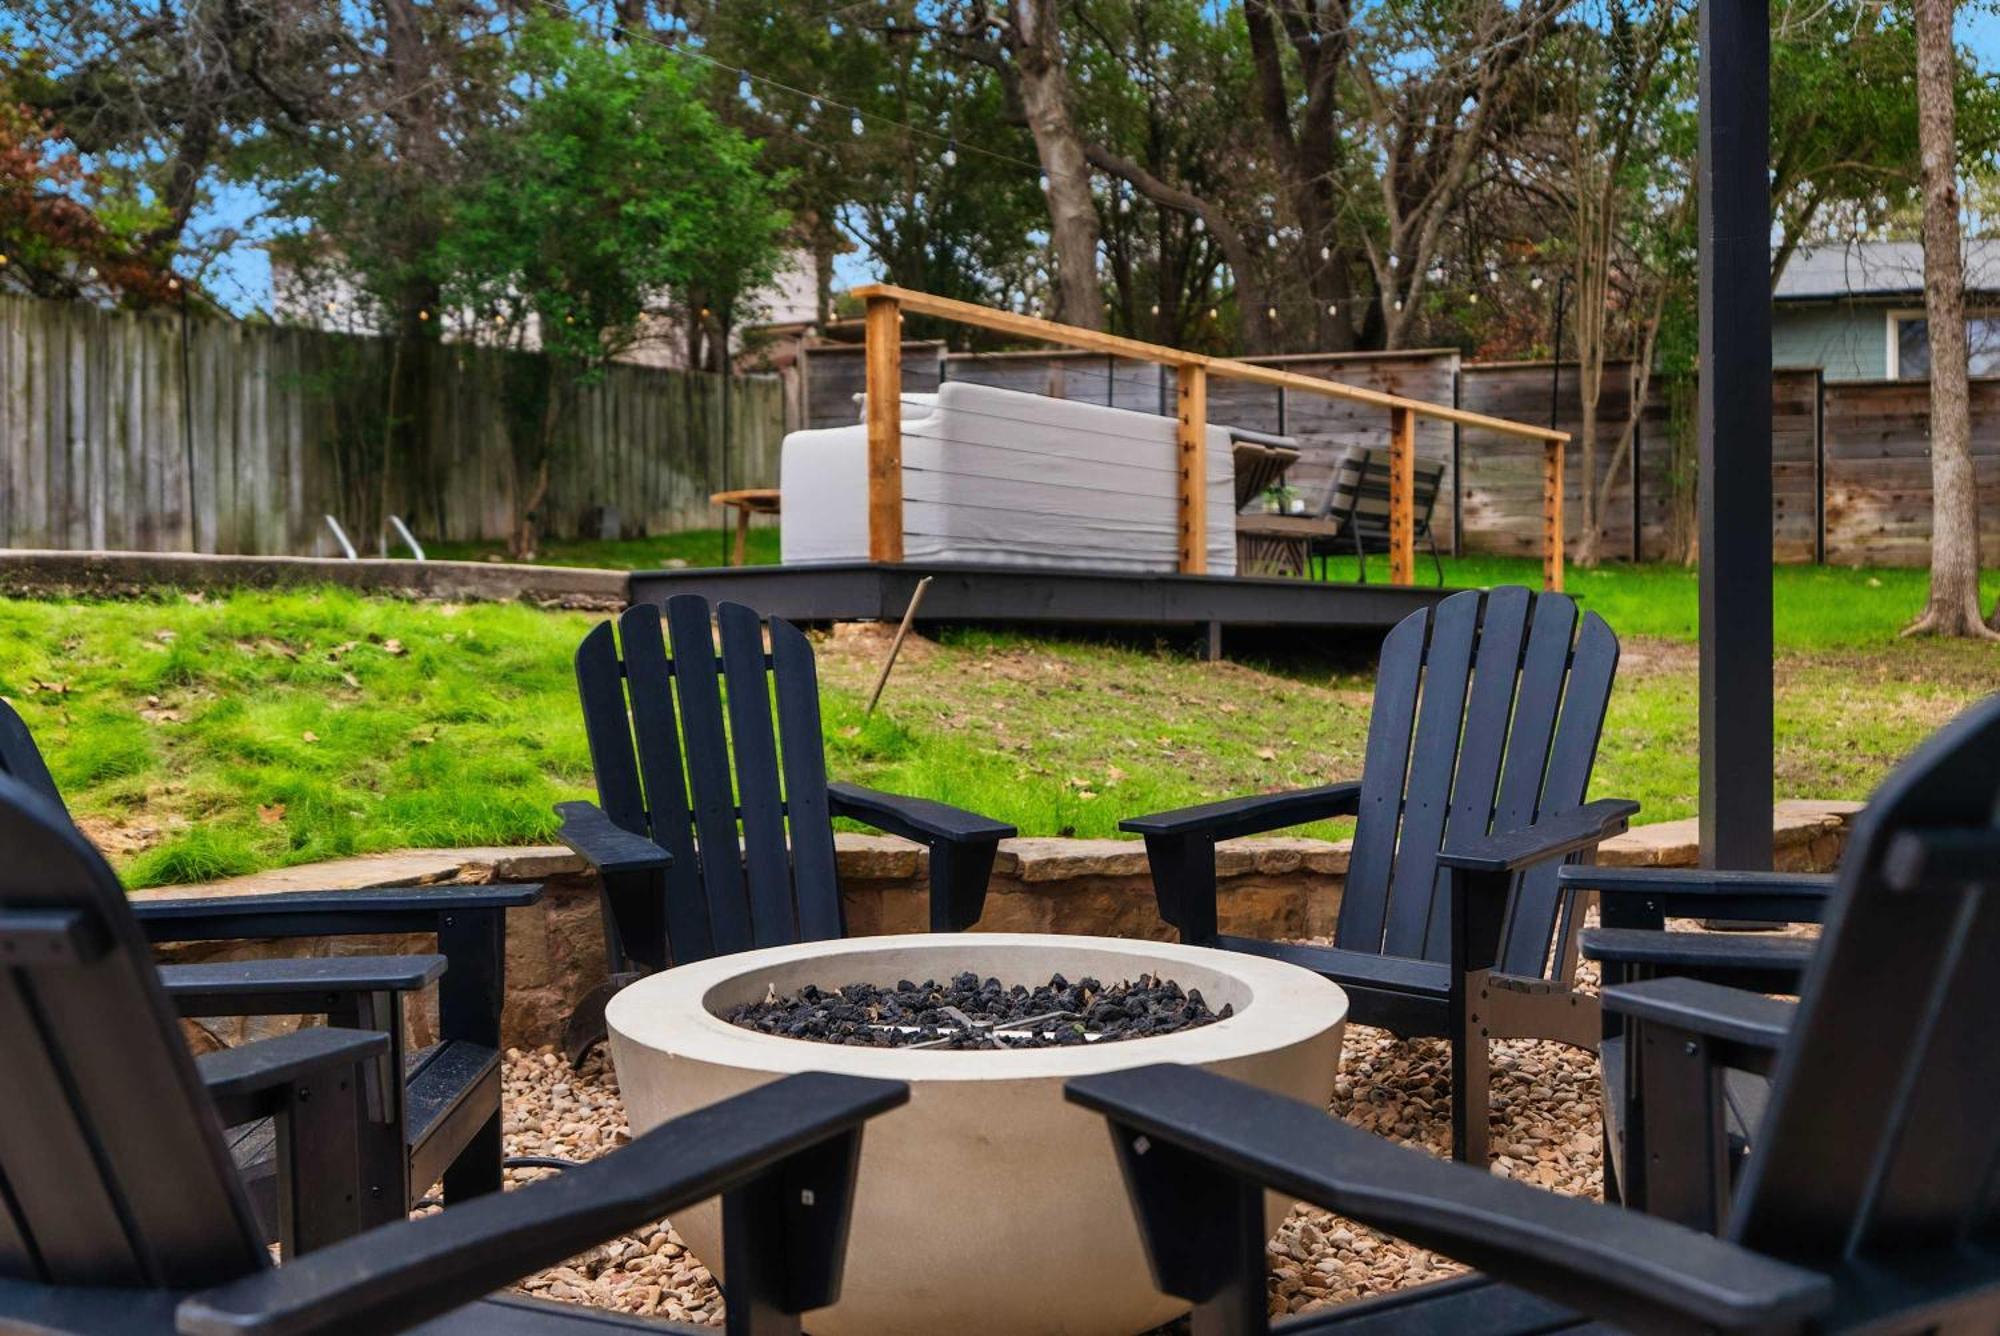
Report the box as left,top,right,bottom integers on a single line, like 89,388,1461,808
1,557,1995,889
431,525,2000,649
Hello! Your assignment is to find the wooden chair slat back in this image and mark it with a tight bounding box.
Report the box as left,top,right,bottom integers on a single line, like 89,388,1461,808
615,606,713,961
1497,613,1620,976
1336,589,1618,976
1336,612,1427,949
1427,587,1534,958
1379,593,1482,957
0,775,266,1290
663,595,757,958
575,597,845,966
1731,694,2000,1267
716,602,798,949
770,617,844,943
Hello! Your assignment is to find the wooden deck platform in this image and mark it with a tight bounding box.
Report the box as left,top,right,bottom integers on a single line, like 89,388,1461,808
627,562,1451,657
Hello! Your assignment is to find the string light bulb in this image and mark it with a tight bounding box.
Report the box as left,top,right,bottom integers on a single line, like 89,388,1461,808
1393,299,1404,312
1468,292,1479,305
1192,216,1205,233
1118,194,1130,215
1388,255,1400,270
1326,303,1338,316
851,113,864,135
1207,307,1219,320
810,98,821,114
0,253,9,266
738,75,752,101
942,139,958,168
1320,246,1331,261
1530,275,1544,291
418,308,429,321
1039,173,1051,192
493,313,505,326
167,276,180,291
1149,303,1160,315
1266,305,1278,319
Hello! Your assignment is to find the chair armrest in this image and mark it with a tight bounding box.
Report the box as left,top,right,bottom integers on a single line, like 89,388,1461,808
135,885,543,943
198,1027,390,1127
827,781,1014,844
1561,866,1834,924
554,800,672,876
1436,799,1640,875
1600,976,1796,1052
177,1071,909,1336
162,955,448,1014
1065,1064,1831,1334
1119,782,1362,842
1581,928,1815,994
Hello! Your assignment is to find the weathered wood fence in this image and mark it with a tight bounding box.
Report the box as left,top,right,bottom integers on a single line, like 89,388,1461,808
805,342,2000,566
0,295,787,556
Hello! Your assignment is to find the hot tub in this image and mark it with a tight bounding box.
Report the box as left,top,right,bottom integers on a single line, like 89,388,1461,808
779,381,1239,574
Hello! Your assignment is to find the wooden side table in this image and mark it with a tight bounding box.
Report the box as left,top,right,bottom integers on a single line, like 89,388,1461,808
710,488,781,566
1235,513,1340,577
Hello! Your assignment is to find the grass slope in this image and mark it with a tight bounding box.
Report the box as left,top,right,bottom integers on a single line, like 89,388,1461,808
1,559,1994,888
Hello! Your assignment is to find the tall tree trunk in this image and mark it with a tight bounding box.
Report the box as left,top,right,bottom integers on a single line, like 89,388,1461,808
1907,0,1996,637
1010,0,1101,330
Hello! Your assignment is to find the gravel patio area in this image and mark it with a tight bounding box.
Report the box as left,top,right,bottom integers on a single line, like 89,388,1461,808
505,1023,1602,1326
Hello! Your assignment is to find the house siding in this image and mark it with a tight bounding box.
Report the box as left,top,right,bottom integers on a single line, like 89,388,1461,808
1772,300,1889,380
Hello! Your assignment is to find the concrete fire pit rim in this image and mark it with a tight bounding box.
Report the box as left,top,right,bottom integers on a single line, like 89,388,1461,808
605,932,1349,1083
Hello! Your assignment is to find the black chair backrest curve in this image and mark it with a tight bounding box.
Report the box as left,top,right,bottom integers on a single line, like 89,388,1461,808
0,699,66,817
1728,693,2000,1270
0,773,268,1291
574,595,843,967
1335,587,1618,979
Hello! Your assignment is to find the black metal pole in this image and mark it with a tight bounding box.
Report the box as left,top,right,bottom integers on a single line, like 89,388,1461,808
1697,0,1774,871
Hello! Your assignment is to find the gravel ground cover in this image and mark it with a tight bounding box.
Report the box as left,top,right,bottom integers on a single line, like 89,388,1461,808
505,1024,1601,1327
723,971,1228,1049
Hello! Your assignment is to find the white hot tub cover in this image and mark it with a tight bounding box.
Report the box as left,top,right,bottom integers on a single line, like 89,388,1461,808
779,380,1237,573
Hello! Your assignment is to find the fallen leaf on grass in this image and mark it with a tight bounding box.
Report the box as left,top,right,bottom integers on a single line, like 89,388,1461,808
1255,746,1278,761
382,638,408,657
258,803,285,825
301,730,319,744
340,671,361,689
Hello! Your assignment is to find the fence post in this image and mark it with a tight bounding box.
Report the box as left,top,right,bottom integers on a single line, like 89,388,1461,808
1389,405,1416,584
1543,438,1566,592
1177,362,1208,575
865,295,904,564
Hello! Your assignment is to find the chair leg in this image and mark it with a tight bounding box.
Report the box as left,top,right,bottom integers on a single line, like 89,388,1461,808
1450,984,1492,1168
441,1109,504,1204
1428,533,1445,586
1142,833,1220,945
274,1056,370,1256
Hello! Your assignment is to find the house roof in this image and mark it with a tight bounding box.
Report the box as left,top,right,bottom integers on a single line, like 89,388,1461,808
1775,240,2000,301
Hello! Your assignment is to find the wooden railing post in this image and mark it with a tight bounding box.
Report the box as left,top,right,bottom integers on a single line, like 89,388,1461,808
1388,406,1416,585
1177,362,1208,575
1543,437,1565,592
865,295,904,564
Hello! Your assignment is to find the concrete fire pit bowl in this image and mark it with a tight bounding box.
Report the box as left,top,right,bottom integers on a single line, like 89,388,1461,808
606,933,1347,1336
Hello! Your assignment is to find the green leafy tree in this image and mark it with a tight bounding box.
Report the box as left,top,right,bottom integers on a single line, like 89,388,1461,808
438,18,788,558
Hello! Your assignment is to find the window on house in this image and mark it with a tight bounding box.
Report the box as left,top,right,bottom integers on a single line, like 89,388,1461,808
1889,309,2000,378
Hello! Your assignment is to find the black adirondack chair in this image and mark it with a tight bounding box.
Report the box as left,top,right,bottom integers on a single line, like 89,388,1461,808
557,594,1016,1062
0,697,537,1247
0,771,906,1336
1561,860,1835,1214
1307,445,1448,586
1121,586,1636,1164
1068,692,2000,1334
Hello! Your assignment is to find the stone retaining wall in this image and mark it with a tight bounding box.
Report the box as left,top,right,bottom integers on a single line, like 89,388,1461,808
145,799,1860,1052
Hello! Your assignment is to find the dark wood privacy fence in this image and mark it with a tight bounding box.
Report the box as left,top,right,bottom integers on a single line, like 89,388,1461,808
0,295,787,556
806,343,2000,566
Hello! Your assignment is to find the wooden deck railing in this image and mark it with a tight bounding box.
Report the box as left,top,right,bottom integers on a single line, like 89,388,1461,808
851,284,1571,590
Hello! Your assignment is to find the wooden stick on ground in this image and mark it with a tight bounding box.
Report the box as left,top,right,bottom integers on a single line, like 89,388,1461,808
865,576,934,717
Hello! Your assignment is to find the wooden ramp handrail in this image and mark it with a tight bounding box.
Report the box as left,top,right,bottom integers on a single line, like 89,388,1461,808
851,283,1568,590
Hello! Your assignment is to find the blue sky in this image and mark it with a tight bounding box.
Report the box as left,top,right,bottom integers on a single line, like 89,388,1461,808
191,12,2000,314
